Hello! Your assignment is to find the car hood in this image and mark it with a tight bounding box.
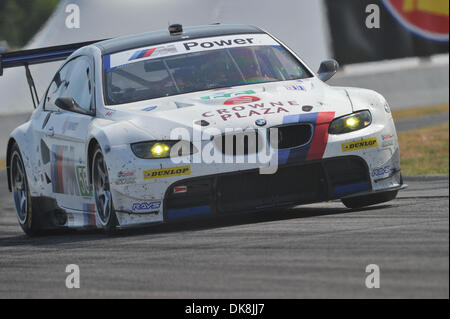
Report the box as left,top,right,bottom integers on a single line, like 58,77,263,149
108,78,354,139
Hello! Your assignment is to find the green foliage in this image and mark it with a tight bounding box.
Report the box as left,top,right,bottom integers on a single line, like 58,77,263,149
0,0,59,49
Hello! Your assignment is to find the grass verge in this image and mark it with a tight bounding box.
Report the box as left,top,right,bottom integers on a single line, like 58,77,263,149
392,104,449,120
399,122,449,175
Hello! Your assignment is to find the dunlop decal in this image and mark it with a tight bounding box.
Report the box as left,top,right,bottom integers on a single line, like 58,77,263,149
143,165,191,180
341,137,378,152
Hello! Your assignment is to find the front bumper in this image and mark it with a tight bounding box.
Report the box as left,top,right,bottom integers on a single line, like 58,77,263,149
111,153,403,227
163,155,403,219
107,112,403,227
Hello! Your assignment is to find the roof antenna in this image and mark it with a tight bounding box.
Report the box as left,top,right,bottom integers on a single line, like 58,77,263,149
168,23,183,35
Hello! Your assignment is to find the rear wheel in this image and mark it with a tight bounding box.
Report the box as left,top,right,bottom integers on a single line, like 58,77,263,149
10,144,44,236
92,146,118,233
341,190,398,209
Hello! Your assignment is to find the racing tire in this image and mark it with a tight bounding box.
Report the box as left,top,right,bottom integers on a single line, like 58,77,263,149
341,190,398,209
9,143,46,236
92,146,118,234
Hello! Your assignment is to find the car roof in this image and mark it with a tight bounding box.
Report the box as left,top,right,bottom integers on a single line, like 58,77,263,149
95,24,265,55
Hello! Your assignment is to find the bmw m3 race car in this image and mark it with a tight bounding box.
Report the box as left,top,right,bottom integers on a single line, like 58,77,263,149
1,24,406,235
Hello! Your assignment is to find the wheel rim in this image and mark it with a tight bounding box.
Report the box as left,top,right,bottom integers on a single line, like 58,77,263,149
93,150,112,226
11,152,28,224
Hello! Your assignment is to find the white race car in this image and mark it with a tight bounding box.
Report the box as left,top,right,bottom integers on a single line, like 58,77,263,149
2,24,406,235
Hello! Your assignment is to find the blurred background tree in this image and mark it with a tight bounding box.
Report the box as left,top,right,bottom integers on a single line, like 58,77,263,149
0,0,59,49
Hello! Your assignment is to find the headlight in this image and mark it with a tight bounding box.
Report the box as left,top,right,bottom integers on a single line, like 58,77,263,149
131,140,196,159
329,110,372,134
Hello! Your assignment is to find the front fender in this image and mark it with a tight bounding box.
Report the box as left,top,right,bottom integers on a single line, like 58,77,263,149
86,119,157,184
7,121,33,192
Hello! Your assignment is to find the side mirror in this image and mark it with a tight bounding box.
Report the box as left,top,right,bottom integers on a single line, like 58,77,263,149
55,97,93,116
317,59,339,82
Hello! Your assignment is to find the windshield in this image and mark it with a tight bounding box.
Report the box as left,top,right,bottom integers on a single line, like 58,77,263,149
103,33,312,105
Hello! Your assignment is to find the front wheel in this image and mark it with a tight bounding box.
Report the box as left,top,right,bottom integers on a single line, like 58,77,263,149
341,190,398,209
92,146,118,233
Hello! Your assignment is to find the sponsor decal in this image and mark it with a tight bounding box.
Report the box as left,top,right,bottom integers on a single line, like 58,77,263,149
129,44,177,62
381,134,394,147
118,171,134,177
132,201,161,212
142,106,157,112
105,110,115,117
341,137,378,152
372,165,392,178
116,171,136,185
224,96,260,105
173,186,187,194
143,165,191,180
285,84,306,91
302,105,313,112
62,119,79,134
76,166,93,197
51,145,80,195
183,37,256,51
202,100,298,121
107,34,279,70
382,0,449,41
200,90,256,100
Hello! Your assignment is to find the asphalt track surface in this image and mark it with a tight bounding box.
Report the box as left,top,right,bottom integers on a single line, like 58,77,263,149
0,170,448,298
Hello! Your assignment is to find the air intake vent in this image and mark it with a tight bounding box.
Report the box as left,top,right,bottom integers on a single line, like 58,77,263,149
214,130,263,156
270,123,313,149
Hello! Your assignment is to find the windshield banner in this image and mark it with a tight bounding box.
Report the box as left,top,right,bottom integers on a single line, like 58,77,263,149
106,33,279,71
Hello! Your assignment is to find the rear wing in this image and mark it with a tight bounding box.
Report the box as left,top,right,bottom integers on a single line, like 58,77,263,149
0,39,107,108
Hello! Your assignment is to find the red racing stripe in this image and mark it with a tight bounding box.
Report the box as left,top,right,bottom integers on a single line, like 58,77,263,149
142,48,156,58
90,204,96,225
306,112,335,161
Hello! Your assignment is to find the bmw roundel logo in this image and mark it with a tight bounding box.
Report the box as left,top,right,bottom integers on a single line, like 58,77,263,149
255,119,266,127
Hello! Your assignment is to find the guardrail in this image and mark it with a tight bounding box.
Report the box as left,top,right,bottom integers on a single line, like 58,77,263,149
329,54,449,109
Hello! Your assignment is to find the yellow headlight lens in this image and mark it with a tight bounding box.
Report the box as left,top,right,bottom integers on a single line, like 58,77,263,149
150,143,170,157
131,141,198,159
345,117,359,127
329,110,372,134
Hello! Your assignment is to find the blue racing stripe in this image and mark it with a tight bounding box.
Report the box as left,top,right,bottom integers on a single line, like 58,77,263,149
168,205,211,218
128,50,143,61
277,112,319,165
334,182,370,197
103,55,118,73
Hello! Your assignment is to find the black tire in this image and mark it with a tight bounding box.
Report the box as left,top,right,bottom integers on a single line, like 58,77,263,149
341,190,398,209
91,145,118,234
9,143,45,236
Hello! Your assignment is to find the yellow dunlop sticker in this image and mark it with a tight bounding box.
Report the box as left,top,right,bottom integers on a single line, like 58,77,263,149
341,137,378,152
143,165,191,180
